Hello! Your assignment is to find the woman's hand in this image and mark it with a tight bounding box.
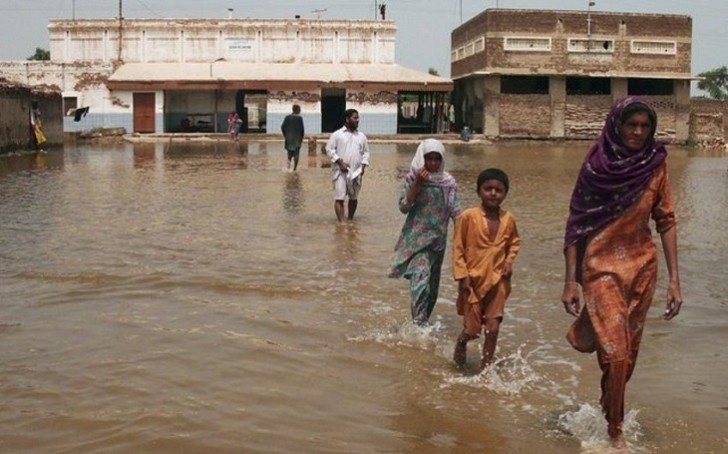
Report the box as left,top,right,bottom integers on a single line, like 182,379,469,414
663,280,683,320
561,281,581,317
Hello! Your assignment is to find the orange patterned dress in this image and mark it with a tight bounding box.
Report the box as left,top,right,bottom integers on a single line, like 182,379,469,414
567,161,676,436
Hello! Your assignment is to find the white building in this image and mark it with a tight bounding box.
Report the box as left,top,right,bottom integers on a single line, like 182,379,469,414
0,18,451,135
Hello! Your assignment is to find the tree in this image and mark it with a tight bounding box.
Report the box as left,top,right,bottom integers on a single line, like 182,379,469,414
27,47,50,61
697,66,728,100
428,67,440,76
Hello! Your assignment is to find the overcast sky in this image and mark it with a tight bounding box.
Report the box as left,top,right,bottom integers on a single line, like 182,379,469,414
1,0,725,81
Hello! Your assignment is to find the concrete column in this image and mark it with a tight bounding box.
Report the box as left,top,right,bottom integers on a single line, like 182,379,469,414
675,79,690,142
483,76,500,138
550,76,566,138
611,78,628,101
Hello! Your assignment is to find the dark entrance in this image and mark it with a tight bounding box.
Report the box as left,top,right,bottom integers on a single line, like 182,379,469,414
235,90,267,133
321,88,346,133
397,91,447,134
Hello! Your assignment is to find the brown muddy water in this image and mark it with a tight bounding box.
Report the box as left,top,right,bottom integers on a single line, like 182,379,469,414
0,141,726,453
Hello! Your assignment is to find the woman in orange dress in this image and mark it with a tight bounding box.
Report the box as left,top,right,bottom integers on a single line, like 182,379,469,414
561,96,684,449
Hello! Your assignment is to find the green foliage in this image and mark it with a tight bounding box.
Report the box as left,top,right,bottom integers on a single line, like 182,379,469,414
697,66,728,100
27,47,50,61
428,67,440,76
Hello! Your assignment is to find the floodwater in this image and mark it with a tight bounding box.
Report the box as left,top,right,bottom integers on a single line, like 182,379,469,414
0,140,726,453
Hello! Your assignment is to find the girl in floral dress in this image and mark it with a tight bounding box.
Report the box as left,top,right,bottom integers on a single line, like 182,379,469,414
389,139,461,325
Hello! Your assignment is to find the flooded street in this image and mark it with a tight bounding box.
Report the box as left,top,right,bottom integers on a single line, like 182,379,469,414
0,140,726,453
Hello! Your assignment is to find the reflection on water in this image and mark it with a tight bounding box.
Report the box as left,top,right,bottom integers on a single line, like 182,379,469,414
0,141,726,453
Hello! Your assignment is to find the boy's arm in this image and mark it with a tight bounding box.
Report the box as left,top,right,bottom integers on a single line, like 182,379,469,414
452,214,469,280
505,218,521,263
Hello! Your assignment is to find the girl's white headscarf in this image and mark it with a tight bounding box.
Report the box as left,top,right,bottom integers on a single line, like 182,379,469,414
408,138,456,187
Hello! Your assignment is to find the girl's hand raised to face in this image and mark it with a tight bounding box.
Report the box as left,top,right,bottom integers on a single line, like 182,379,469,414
415,167,430,184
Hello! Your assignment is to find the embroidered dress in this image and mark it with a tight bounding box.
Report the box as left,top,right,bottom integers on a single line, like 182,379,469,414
389,139,461,323
564,96,676,439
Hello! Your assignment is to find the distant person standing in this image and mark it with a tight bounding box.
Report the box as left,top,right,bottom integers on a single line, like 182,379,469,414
325,109,370,222
29,100,47,152
227,110,242,142
281,104,305,171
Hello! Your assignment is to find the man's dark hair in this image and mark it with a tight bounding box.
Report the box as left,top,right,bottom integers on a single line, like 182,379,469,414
345,108,358,120
292,104,301,114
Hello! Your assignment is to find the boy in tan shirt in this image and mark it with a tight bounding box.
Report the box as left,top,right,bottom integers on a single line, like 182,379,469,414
452,168,521,370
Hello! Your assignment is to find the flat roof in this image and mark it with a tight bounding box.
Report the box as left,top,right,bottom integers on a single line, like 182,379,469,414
107,62,452,92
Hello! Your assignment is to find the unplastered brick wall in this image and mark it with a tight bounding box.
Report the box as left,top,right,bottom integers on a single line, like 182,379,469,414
499,94,551,137
564,95,613,138
452,9,692,77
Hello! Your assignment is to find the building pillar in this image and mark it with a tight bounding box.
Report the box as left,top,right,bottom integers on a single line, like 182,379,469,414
612,78,628,101
550,76,566,138
483,76,500,138
675,79,690,142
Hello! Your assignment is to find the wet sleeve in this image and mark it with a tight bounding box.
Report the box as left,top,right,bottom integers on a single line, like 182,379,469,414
452,213,469,280
398,179,414,214
325,132,339,163
361,137,370,166
505,216,521,264
652,165,677,233
450,186,463,220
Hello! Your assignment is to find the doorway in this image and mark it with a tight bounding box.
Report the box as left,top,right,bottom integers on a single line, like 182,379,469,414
321,88,346,133
133,93,155,133
235,90,267,134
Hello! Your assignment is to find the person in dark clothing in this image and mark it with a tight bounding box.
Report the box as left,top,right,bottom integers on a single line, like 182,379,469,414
281,104,305,171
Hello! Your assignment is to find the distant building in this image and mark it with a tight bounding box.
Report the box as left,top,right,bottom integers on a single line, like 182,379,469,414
1,18,451,135
0,78,62,153
451,8,695,141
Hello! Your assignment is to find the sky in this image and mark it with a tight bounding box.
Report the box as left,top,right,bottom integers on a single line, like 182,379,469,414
1,0,725,86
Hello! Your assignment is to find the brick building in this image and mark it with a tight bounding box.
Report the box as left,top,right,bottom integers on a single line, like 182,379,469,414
1,18,451,135
451,8,694,141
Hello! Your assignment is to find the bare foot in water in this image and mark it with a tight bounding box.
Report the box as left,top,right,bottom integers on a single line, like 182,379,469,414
453,341,467,369
611,433,628,453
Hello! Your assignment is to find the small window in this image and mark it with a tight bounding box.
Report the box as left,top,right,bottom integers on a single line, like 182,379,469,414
501,76,550,94
568,39,614,53
63,96,78,115
631,40,676,55
628,78,674,95
474,38,485,53
451,50,458,62
566,77,611,95
504,37,551,52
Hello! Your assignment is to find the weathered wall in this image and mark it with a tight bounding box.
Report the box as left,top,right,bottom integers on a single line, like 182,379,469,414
48,19,397,65
0,81,62,153
499,94,551,137
563,95,612,138
452,9,692,79
690,98,728,147
0,60,126,133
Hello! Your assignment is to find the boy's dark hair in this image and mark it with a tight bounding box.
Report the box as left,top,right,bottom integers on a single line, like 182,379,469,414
477,168,509,192
292,104,301,114
344,108,358,120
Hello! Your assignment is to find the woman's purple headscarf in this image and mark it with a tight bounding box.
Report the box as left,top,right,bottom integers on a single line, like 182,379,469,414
564,96,667,249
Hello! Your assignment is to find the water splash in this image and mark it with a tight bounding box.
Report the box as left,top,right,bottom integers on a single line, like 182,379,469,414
556,403,644,453
442,347,540,395
347,319,446,350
